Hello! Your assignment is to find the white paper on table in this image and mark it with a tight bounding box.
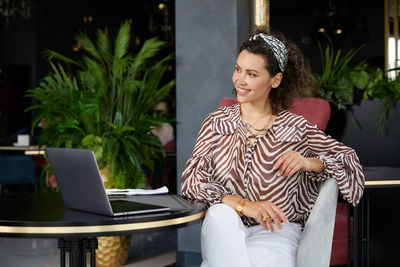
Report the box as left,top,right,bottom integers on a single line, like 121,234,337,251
105,186,169,196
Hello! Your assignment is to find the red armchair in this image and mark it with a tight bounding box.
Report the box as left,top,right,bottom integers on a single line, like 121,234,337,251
220,97,330,131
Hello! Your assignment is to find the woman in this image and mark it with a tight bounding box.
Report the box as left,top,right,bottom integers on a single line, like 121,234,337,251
180,27,365,267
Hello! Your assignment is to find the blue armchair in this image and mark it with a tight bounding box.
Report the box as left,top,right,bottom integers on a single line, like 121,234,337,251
0,155,39,194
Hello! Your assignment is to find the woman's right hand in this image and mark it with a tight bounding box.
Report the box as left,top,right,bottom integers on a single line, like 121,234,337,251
242,199,289,232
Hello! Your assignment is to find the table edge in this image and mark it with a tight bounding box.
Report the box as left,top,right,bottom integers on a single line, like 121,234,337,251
0,210,206,236
365,180,400,187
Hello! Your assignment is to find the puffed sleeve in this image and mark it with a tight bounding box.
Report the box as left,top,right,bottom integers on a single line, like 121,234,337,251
305,123,365,206
180,114,234,205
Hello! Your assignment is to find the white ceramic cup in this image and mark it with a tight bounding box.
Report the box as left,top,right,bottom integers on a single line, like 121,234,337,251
17,134,30,146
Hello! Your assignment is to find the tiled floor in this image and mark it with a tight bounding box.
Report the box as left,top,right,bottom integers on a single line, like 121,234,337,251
0,238,59,267
0,229,180,267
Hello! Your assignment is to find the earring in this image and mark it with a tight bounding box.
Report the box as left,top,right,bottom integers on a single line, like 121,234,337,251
232,88,237,96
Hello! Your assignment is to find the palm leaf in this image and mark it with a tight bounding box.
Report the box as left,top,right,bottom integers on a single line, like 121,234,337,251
75,31,102,62
96,28,112,62
130,37,166,77
114,22,131,60
43,50,80,66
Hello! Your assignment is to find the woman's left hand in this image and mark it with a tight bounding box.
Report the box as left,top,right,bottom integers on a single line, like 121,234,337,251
273,150,324,177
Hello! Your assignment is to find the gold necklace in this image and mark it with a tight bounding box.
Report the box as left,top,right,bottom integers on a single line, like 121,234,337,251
246,112,268,127
243,114,273,148
242,110,272,132
244,114,273,134
240,105,274,148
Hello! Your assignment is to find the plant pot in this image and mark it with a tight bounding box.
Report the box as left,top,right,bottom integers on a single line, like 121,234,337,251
100,167,114,189
96,167,131,267
324,102,347,140
96,235,132,267
327,99,400,166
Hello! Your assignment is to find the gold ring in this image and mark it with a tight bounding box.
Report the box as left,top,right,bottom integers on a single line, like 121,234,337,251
262,215,270,221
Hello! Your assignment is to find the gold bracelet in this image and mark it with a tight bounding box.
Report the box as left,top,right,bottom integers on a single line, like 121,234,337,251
236,198,246,216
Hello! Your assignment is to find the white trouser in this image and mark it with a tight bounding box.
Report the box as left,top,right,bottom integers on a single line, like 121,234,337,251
200,204,302,267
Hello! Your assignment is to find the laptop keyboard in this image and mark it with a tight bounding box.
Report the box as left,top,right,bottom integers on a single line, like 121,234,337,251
110,200,139,213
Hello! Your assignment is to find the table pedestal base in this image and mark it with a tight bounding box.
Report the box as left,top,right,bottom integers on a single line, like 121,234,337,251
58,238,98,267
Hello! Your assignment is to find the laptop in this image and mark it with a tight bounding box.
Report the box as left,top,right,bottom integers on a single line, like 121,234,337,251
46,147,170,216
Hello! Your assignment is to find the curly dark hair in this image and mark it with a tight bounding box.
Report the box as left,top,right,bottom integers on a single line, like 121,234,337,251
238,26,311,114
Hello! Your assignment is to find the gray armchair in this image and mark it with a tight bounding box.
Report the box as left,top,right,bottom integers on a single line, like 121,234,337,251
296,178,339,267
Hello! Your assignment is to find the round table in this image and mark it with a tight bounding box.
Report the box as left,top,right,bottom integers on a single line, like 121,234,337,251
0,192,207,267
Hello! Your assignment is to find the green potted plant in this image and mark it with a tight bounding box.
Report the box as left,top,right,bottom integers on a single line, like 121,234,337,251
26,21,175,190
362,67,400,135
311,34,370,128
25,22,175,267
312,35,400,136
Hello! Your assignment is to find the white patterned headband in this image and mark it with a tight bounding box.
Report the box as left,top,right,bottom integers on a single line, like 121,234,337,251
249,33,288,72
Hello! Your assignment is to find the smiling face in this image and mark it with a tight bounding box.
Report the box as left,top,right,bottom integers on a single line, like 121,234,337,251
232,49,282,106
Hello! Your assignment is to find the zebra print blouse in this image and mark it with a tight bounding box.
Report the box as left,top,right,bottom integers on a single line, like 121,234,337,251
180,103,365,226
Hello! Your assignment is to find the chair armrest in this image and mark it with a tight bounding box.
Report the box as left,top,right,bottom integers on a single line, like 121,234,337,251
296,178,339,267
